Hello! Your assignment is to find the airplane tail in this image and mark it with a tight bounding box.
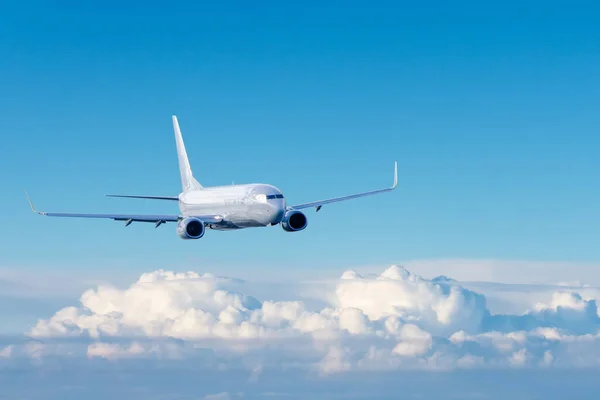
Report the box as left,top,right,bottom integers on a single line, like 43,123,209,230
172,115,203,192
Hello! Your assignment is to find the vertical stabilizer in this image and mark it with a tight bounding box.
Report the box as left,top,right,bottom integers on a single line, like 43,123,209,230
172,115,203,192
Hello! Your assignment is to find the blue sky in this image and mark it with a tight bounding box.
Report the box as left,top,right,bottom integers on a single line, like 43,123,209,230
1,1,599,276
5,4,600,398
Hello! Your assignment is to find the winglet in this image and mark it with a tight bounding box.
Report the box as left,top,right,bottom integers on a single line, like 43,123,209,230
25,190,45,215
392,161,398,189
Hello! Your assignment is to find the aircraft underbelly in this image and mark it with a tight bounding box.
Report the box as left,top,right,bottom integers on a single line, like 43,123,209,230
180,200,270,229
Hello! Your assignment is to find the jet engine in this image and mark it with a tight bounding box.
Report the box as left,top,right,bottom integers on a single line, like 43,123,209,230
281,210,307,232
177,217,205,239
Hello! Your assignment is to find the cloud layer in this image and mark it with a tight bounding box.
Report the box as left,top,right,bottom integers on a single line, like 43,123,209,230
5,265,600,373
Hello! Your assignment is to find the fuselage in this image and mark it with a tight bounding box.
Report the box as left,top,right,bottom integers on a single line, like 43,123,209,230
178,184,286,230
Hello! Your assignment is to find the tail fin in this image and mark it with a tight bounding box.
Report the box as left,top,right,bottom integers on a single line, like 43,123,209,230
172,115,202,192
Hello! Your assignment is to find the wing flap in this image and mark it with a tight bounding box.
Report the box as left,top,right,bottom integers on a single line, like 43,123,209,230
42,212,180,222
37,212,223,224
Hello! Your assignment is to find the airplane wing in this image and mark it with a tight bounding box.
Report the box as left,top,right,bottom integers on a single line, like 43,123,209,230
289,161,398,211
25,192,222,226
105,194,179,201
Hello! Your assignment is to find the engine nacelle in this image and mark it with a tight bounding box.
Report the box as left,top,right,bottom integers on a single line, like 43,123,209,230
177,217,205,239
281,210,307,232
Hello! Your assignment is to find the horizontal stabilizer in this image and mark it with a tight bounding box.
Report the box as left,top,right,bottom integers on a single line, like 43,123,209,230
106,194,179,201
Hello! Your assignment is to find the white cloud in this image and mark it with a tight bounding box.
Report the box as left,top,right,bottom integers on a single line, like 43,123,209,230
2,264,598,374
0,345,13,358
203,393,243,400
399,258,600,286
87,341,155,360
392,324,432,357
335,266,488,335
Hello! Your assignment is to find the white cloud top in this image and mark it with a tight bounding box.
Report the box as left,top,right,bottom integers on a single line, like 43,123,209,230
7,264,600,373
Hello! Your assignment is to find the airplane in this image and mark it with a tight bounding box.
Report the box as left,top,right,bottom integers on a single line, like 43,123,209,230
26,116,397,240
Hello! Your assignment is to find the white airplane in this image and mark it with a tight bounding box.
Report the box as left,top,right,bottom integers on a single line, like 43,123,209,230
26,116,397,239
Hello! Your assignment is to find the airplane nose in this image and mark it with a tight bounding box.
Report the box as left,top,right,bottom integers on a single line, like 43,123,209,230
271,205,285,223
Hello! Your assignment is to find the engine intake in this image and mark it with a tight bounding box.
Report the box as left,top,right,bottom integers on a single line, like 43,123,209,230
281,210,307,232
177,217,205,239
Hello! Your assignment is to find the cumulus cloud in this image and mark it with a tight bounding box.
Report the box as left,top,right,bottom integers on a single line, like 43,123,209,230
335,266,488,335
7,264,600,373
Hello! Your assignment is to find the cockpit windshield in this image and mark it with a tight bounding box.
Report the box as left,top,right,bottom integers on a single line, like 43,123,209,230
253,193,284,203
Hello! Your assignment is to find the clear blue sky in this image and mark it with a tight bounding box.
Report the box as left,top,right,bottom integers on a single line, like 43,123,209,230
1,1,599,275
